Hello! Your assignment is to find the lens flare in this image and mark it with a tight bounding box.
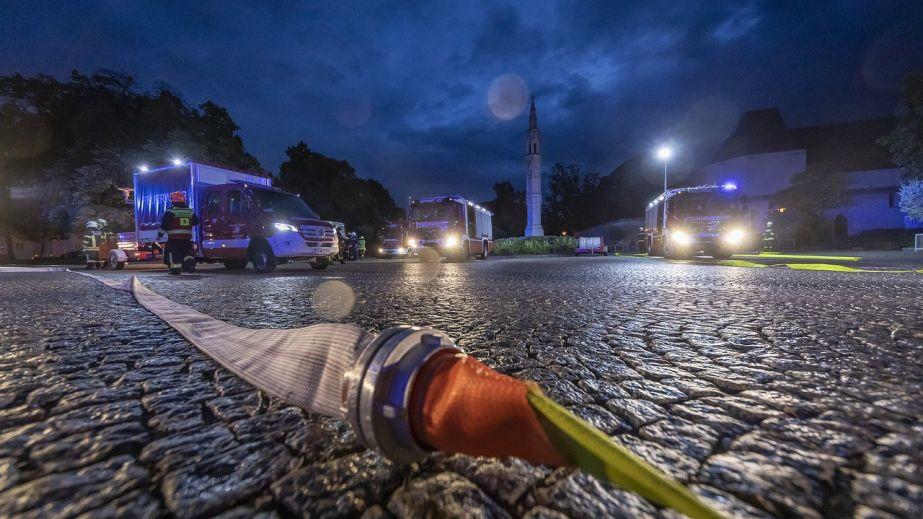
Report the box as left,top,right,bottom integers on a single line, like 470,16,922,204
312,280,356,320
487,74,528,120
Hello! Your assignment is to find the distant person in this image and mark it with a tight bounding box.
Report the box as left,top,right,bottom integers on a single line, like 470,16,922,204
347,232,359,261
336,227,347,264
358,235,366,258
158,192,199,276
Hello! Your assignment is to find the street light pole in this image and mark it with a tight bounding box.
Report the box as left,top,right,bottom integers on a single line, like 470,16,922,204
655,146,673,240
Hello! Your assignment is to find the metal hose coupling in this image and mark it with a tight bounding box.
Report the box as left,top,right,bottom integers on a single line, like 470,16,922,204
343,326,461,464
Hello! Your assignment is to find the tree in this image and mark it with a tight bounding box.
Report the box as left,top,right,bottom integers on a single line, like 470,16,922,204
276,142,402,240
0,70,263,243
880,74,923,181
543,163,600,234
485,180,525,238
776,161,852,244
899,179,923,222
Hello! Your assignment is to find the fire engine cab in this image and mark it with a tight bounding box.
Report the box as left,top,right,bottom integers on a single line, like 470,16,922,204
407,195,493,261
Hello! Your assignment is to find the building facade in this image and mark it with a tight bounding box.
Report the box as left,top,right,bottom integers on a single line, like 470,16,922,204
697,108,915,241
524,96,544,237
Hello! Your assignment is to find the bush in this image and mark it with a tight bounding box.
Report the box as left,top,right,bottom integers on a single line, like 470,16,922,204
899,179,923,222
493,236,577,255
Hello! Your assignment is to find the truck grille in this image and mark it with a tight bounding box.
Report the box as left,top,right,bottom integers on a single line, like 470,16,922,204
299,227,336,242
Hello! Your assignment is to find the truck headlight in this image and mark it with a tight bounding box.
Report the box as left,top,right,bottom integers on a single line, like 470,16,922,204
274,222,298,232
723,228,745,245
671,230,692,246
443,235,459,247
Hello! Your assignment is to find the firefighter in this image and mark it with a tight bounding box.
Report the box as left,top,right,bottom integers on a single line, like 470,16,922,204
358,235,366,259
158,192,199,275
83,220,102,269
347,232,359,261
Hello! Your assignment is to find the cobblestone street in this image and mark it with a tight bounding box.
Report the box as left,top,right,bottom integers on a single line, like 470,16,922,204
1,256,921,518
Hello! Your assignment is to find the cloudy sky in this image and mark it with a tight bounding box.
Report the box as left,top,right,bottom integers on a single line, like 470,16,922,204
2,0,922,201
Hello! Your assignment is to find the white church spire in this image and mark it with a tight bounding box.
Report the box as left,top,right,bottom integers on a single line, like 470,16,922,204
524,95,544,237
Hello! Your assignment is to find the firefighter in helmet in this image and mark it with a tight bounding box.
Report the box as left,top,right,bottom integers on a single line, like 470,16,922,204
83,220,102,268
158,192,199,275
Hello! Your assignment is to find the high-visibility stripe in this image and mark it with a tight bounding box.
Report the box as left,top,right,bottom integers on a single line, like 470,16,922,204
526,388,723,519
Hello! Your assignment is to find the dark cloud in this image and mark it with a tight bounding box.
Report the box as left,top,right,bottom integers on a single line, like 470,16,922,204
2,0,922,204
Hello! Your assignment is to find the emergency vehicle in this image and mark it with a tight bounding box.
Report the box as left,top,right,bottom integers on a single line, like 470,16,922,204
132,161,337,272
407,195,493,261
377,223,408,258
641,183,752,259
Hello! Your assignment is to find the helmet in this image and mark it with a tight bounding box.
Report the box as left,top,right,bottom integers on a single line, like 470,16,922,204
97,218,108,228
85,220,99,229
170,191,186,204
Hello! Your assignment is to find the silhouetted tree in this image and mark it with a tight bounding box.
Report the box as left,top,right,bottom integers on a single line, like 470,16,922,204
484,180,525,238
880,74,923,181
776,161,851,244
0,69,263,242
543,163,600,234
276,142,402,240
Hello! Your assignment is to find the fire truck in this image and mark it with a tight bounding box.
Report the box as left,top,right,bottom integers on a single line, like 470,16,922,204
131,161,337,272
407,195,493,261
377,222,409,258
641,183,752,259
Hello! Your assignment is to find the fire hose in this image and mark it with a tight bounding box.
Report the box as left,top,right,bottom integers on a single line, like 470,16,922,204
72,271,723,519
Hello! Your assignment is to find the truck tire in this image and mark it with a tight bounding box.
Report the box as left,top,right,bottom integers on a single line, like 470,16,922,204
711,250,732,260
310,257,329,270
108,252,126,270
250,243,277,273
223,259,248,270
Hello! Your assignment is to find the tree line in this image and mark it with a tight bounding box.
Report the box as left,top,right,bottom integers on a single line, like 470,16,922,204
0,70,401,249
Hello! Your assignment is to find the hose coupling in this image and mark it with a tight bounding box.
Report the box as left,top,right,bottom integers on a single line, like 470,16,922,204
344,326,461,464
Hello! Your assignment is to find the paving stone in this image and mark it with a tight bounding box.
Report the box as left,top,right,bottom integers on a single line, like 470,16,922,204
638,417,719,461
570,404,632,434
272,451,402,517
851,473,923,517
161,440,292,518
29,421,149,472
620,379,688,404
0,455,148,518
533,471,659,518
605,398,668,429
388,472,510,518
576,378,630,401
440,455,549,508
618,434,700,482
700,451,825,518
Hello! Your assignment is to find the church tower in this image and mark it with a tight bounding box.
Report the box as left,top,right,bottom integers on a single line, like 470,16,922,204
524,96,544,237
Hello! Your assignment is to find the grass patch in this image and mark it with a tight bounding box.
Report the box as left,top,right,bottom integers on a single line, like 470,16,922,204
716,260,767,268
781,263,863,272
493,236,578,255
734,252,860,262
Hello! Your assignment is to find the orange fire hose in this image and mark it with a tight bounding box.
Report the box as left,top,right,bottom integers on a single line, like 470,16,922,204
409,350,569,467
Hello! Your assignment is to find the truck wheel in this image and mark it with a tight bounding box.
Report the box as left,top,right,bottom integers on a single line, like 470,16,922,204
108,252,126,270
310,257,329,270
711,250,732,260
182,258,197,273
250,244,277,273
223,259,247,270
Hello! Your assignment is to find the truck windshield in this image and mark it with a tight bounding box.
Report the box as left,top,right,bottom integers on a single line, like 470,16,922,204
251,190,319,219
669,193,738,218
410,202,460,221
381,227,403,239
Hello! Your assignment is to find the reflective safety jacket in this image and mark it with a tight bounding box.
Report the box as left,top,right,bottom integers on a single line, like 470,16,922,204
82,231,102,251
160,203,199,241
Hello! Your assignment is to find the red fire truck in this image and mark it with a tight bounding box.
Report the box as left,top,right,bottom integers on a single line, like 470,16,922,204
406,195,493,261
641,183,752,259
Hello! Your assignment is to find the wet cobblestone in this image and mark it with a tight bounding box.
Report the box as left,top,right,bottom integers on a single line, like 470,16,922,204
1,256,922,517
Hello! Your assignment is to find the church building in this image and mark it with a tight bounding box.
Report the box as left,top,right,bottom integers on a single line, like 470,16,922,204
697,108,917,242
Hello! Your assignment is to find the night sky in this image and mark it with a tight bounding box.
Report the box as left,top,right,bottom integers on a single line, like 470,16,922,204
2,1,922,202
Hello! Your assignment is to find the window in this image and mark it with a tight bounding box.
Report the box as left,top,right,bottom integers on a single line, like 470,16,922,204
205,192,222,216
467,205,477,238
228,190,243,215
